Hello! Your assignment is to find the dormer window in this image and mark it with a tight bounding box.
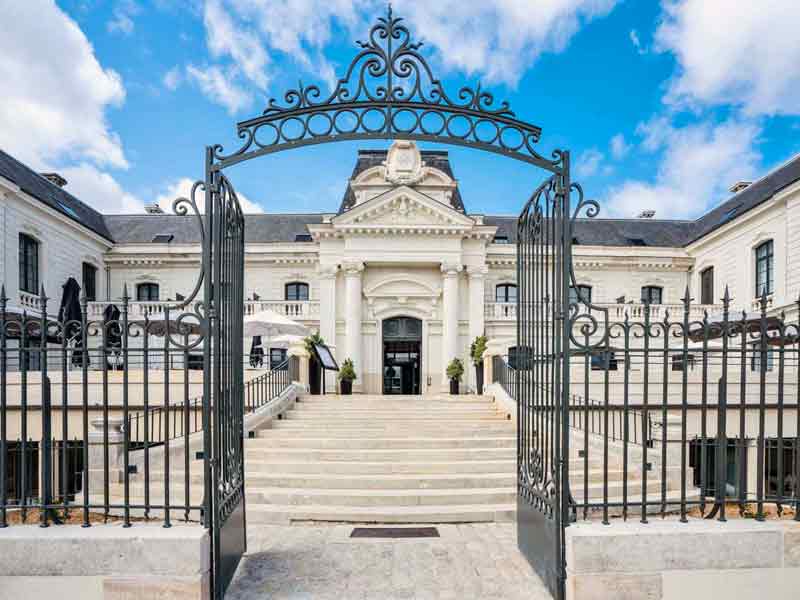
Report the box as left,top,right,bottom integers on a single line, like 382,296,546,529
493,235,509,244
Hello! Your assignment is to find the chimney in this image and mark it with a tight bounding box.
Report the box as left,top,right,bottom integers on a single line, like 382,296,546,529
729,181,752,193
145,203,164,215
41,172,67,188
637,209,656,219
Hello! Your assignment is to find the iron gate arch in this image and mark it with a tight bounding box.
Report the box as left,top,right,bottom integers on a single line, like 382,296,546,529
192,7,591,599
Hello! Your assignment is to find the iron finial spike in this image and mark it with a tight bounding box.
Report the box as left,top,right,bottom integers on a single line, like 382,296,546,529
723,285,731,304
122,283,129,302
682,285,691,305
0,283,5,302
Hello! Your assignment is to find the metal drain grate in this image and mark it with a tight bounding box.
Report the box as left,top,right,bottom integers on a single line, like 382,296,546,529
350,527,440,539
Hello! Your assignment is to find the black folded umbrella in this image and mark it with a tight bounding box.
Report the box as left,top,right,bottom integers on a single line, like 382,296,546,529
58,277,88,366
249,335,264,367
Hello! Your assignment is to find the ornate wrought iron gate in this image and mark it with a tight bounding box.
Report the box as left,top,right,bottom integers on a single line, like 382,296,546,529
204,168,247,598
516,166,574,600
200,7,575,598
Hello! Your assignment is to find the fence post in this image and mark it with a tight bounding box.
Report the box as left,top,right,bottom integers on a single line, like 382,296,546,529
89,417,125,484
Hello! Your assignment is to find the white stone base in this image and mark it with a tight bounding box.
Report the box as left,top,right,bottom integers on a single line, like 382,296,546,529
565,519,800,600
0,524,209,600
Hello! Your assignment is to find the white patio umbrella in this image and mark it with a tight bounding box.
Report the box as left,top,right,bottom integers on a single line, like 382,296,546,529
242,310,309,338
268,334,304,348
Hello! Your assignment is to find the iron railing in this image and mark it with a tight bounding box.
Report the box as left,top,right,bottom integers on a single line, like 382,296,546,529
505,290,800,524
0,287,297,528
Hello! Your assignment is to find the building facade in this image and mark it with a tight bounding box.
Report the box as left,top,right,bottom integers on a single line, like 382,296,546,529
2,141,800,394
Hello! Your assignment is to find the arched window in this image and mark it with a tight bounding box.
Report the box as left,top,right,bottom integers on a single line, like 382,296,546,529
700,267,714,305
640,286,663,305
285,282,309,301
755,240,774,296
136,283,159,302
569,284,592,305
495,283,517,303
18,233,39,294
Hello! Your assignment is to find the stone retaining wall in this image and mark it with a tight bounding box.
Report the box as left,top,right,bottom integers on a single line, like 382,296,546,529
566,519,800,600
0,524,209,600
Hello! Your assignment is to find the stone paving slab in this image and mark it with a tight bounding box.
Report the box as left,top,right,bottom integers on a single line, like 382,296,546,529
226,523,553,600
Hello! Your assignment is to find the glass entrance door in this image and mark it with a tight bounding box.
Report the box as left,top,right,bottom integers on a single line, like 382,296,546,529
383,341,420,394
382,317,423,395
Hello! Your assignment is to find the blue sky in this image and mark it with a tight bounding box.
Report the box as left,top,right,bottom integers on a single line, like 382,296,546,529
2,1,799,219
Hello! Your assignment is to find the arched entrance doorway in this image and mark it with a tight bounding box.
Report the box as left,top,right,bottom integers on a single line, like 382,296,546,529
382,316,422,394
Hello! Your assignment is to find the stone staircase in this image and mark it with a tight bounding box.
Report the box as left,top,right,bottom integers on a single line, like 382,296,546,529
98,391,694,524
246,393,517,523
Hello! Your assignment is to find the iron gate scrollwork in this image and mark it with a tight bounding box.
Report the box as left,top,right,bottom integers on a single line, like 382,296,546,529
516,166,574,599
203,7,573,598
205,167,247,598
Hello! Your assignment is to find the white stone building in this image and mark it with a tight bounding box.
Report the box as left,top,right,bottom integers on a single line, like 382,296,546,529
2,142,800,394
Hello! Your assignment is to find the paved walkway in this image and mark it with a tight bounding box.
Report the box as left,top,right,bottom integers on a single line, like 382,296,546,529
226,523,552,600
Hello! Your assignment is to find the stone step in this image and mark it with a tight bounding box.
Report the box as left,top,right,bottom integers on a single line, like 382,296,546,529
246,436,517,449
269,421,514,431
243,447,516,462
241,459,515,475
283,410,507,420
246,487,516,507
245,503,516,524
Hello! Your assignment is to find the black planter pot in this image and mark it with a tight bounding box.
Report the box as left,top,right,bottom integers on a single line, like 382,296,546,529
450,379,459,395
475,361,484,395
340,379,353,395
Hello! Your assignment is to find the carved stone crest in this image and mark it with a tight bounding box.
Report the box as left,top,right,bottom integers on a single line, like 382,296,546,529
384,140,425,185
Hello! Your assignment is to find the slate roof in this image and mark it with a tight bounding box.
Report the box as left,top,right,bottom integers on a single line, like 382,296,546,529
484,216,696,247
103,213,326,244
0,149,114,242
338,149,466,214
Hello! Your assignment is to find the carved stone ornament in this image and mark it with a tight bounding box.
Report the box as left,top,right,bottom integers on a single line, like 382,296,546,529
384,140,425,185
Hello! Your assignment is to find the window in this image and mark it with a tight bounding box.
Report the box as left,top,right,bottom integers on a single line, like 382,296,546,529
285,282,309,301
495,283,517,303
136,283,159,302
82,263,97,302
590,351,618,371
294,233,313,242
569,284,592,305
270,348,288,370
493,235,509,244
751,349,775,372
640,286,663,305
700,267,714,305
755,240,774,296
18,234,39,294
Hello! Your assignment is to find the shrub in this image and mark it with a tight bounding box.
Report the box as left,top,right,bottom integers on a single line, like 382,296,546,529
338,358,357,382
470,335,487,366
446,358,465,381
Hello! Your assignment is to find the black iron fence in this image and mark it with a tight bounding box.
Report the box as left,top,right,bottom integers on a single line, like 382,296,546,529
498,290,800,524
0,287,298,528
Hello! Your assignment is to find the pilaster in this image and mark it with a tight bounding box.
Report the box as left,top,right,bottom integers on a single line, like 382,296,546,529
441,261,463,387
343,260,365,391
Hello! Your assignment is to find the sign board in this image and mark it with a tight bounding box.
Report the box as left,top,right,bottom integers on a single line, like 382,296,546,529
312,343,339,371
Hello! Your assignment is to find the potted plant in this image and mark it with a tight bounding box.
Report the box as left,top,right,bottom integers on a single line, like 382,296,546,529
338,358,356,395
470,335,488,395
304,332,325,395
446,358,464,395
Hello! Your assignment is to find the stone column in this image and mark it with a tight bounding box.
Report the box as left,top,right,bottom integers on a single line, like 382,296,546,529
441,262,463,386
287,340,310,391
467,266,488,391
317,264,338,392
343,261,365,391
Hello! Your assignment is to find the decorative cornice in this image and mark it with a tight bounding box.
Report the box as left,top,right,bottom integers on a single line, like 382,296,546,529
467,265,489,278
317,264,339,279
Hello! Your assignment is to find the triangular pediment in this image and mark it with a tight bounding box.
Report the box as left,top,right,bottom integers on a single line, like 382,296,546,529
331,186,475,232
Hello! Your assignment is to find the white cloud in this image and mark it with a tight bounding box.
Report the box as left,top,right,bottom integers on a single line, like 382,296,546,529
154,178,264,214
576,148,604,178
629,29,645,54
107,0,141,36
610,133,631,159
204,0,270,89
655,0,800,116
60,163,145,214
163,66,182,91
0,2,127,169
186,64,252,114
192,0,619,113
605,118,761,218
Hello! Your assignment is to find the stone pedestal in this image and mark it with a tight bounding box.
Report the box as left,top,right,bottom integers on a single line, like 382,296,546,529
88,417,125,484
